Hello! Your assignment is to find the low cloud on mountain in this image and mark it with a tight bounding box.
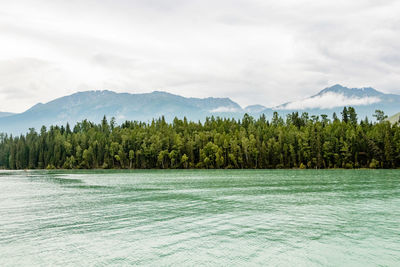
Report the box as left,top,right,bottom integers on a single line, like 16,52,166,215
210,106,240,113
276,92,381,110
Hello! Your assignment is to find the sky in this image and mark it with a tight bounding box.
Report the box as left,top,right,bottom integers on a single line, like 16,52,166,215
1,0,400,113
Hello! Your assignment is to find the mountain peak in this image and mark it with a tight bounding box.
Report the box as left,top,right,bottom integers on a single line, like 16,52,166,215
317,84,382,97
151,90,174,96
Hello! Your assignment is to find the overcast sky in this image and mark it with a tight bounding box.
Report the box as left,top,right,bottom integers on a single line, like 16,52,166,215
1,0,400,113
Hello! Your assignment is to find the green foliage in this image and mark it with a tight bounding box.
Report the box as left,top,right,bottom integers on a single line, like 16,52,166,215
0,108,399,170
344,163,354,169
373,110,388,123
369,159,379,169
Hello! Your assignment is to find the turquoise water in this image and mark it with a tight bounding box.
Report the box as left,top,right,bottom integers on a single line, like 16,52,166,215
0,170,399,266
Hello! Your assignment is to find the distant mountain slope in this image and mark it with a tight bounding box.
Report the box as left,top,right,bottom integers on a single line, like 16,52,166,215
0,90,243,134
387,112,400,124
0,112,15,118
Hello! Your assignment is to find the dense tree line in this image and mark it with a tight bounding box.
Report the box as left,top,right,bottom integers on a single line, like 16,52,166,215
0,108,399,169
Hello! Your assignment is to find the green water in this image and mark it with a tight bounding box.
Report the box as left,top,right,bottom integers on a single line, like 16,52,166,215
0,170,399,266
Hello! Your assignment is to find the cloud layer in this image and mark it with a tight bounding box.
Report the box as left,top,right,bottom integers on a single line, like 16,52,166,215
276,92,381,110
0,0,400,112
210,106,240,113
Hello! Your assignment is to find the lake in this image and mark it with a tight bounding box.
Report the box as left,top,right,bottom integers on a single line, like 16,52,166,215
0,170,399,266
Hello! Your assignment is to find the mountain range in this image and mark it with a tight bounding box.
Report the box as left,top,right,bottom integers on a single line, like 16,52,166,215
0,84,399,134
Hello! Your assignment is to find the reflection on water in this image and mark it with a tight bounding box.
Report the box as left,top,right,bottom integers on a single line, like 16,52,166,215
0,170,399,266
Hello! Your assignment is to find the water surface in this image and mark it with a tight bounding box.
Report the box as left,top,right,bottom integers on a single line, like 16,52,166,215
0,170,399,266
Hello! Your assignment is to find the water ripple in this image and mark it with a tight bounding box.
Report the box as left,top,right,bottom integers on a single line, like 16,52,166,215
0,170,399,266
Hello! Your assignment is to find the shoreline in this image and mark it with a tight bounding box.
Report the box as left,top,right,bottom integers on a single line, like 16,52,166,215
1,168,399,171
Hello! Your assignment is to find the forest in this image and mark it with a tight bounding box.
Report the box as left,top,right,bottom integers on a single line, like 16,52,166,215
0,107,399,169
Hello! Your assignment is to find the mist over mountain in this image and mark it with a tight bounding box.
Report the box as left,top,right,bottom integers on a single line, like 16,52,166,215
267,84,400,120
244,105,267,113
0,84,398,135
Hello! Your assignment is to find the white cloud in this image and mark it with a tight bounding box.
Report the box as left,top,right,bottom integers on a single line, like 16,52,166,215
276,92,381,110
0,0,399,112
210,106,241,113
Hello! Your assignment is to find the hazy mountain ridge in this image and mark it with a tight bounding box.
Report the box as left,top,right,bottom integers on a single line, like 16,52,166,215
267,84,400,120
275,84,388,110
0,90,244,134
316,84,383,97
0,112,15,118
387,112,400,124
0,85,399,134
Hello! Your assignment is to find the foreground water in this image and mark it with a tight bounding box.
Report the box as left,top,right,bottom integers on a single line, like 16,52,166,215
0,170,399,266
